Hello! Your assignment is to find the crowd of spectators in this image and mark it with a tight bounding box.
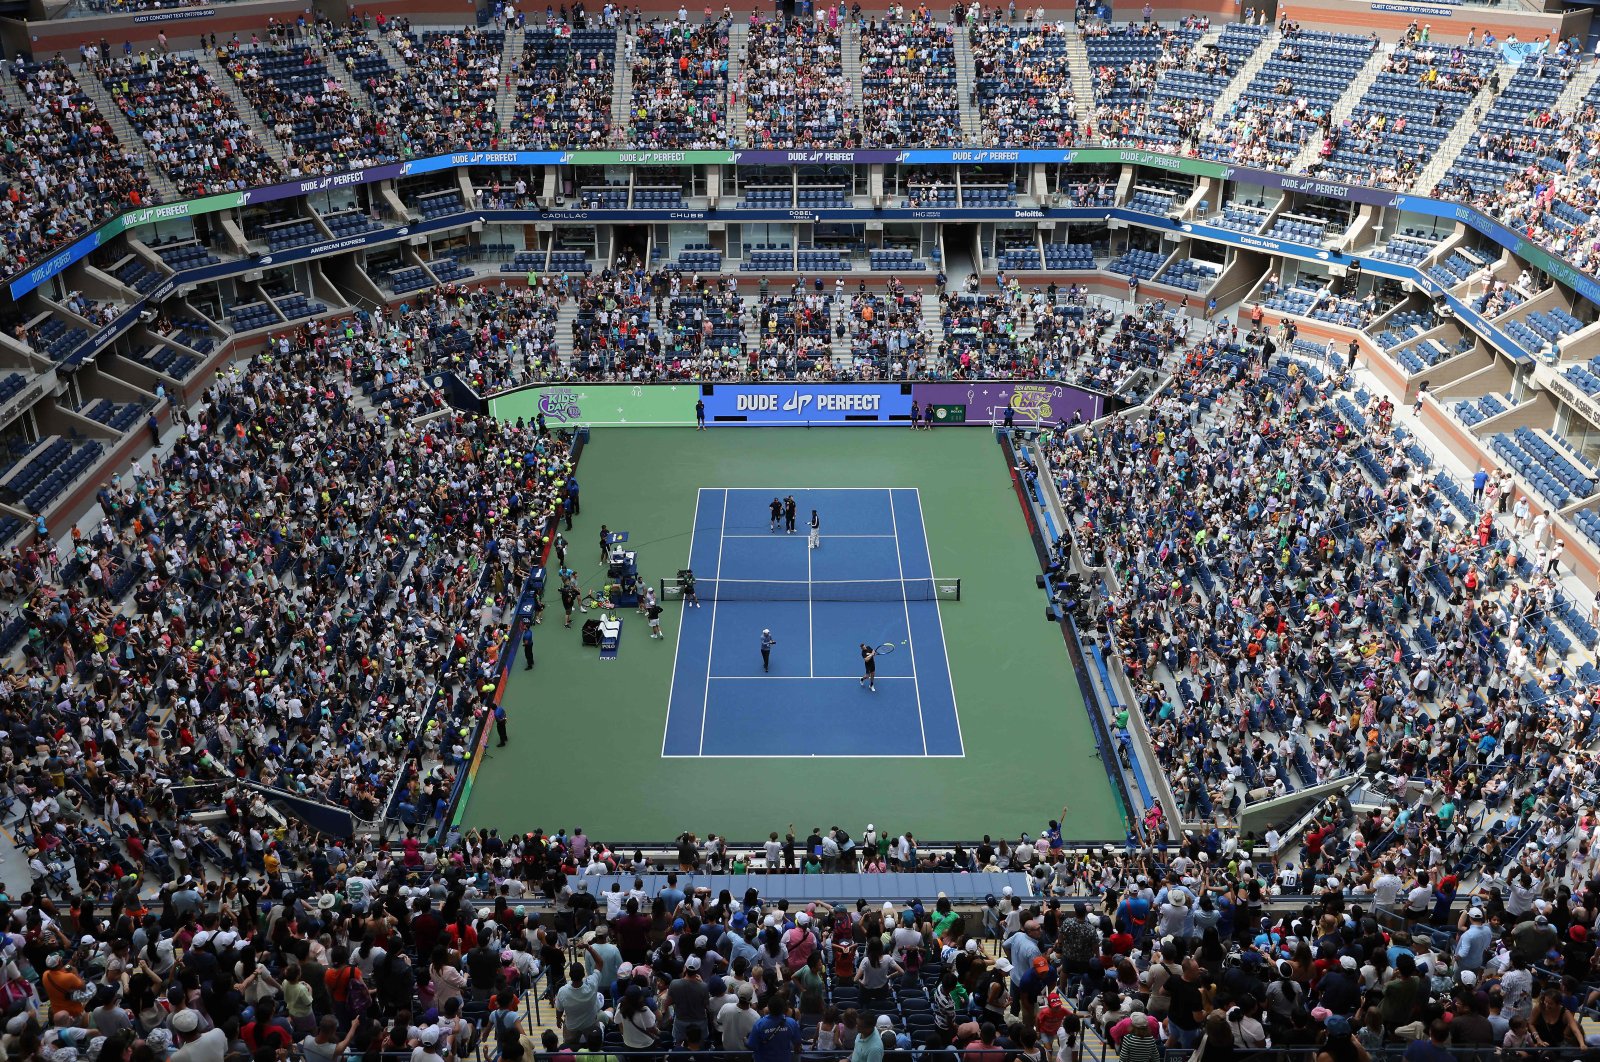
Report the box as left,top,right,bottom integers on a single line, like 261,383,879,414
0,56,153,281
1309,39,1494,190
1084,24,1201,145
740,16,855,149
843,278,932,376
938,277,1185,389
968,20,1081,147
507,20,615,148
220,32,398,176
17,13,1600,307
13,792,1600,1062
97,53,283,198
858,18,962,147
0,305,566,889
1044,314,1595,900
626,18,730,149
379,28,506,157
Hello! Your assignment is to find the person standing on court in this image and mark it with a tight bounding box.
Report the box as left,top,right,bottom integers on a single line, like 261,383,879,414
566,477,580,516
599,524,612,563
784,495,797,534
682,568,701,607
809,510,820,550
910,401,922,429
560,582,580,627
522,624,535,669
860,644,876,691
495,703,510,746
696,398,707,430
761,629,777,673
769,498,783,533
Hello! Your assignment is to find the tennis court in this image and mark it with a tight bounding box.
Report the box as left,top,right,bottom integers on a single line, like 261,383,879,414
460,426,1127,842
662,487,963,758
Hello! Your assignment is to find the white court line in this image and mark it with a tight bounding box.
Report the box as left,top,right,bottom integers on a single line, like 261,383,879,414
696,489,729,756
659,487,703,757
889,488,929,756
913,487,966,757
708,674,916,680
807,529,814,678
716,486,905,491
665,752,966,760
726,531,902,540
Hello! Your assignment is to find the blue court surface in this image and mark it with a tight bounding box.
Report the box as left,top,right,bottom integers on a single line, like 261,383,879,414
662,487,963,758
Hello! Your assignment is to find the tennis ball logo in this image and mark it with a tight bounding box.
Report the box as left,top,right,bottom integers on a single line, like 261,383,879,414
537,389,582,422
1009,385,1055,421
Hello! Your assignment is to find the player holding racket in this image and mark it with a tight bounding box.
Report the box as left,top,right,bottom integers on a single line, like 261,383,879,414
859,643,876,691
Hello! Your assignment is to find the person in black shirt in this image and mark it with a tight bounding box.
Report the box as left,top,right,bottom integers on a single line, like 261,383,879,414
560,583,579,627
860,644,877,692
769,498,782,533
695,398,706,430
784,495,797,533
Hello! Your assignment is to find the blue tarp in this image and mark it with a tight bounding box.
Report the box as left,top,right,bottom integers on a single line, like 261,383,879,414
1498,41,1546,66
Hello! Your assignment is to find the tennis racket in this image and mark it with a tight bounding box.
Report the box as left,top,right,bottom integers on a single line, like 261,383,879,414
875,642,896,656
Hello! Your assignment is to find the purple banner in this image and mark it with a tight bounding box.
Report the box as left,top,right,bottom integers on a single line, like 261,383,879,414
1226,166,1399,209
912,381,1102,425
238,162,408,209
733,149,904,165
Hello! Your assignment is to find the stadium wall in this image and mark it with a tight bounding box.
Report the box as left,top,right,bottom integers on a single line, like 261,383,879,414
1105,0,1584,42
4,2,1583,72
487,381,1107,428
4,0,309,54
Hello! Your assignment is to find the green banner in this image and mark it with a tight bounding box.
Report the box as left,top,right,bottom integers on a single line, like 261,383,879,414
927,404,966,423
490,384,699,427
587,150,734,165
1066,149,1229,179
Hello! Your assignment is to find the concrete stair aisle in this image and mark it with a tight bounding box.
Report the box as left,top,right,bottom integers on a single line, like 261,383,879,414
953,28,981,142
321,42,374,103
843,20,864,116
920,292,945,369
497,28,527,134
77,65,181,202
375,29,411,67
1206,29,1274,119
1289,48,1384,172
727,21,749,145
1553,58,1600,115
1063,32,1097,119
743,295,761,353
554,297,582,367
1413,76,1503,195
197,51,291,168
829,292,851,365
611,26,634,144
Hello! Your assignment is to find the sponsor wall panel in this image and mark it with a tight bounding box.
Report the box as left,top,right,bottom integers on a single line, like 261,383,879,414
911,382,1103,425
488,382,1107,427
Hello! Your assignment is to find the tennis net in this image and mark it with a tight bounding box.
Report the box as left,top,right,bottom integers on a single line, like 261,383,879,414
660,577,961,603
